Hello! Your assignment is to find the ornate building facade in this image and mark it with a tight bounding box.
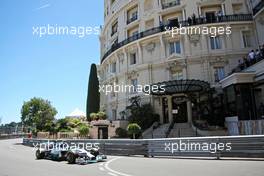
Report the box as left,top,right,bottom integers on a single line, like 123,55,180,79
98,0,263,130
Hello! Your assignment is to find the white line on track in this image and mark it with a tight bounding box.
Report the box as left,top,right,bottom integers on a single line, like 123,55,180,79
108,172,118,176
104,157,133,176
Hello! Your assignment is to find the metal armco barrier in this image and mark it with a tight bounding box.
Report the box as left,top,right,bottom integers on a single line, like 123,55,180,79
23,135,264,159
23,138,148,156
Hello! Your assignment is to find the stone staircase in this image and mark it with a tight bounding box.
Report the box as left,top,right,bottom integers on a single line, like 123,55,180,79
143,123,170,139
168,123,197,138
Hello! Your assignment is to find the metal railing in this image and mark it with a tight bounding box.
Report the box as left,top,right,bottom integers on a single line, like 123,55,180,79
230,54,264,75
162,0,181,9
23,135,264,159
101,14,253,63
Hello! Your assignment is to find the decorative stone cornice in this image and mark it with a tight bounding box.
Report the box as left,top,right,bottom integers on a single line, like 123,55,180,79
209,57,229,66
145,42,156,53
126,70,138,79
109,75,118,84
197,0,225,6
166,60,187,71
188,33,201,46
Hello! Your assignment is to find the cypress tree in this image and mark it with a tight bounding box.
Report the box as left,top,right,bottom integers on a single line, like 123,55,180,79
86,64,100,121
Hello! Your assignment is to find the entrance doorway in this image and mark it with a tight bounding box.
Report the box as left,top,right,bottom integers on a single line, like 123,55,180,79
150,79,211,125
172,97,188,123
98,126,108,139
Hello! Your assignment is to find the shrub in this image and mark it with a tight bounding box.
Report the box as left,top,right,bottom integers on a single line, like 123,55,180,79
55,118,72,132
115,127,128,138
127,123,141,139
90,113,98,121
97,111,107,120
90,111,107,121
68,118,81,128
78,124,89,137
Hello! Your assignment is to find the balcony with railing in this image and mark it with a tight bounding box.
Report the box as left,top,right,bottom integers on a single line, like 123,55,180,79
162,0,181,9
230,51,264,75
101,14,253,63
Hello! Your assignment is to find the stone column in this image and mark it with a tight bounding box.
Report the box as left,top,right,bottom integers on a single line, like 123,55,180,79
159,35,166,60
159,97,164,124
158,0,162,9
123,49,128,71
221,3,226,15
198,6,202,16
158,15,162,25
115,53,119,73
137,42,143,64
167,96,173,123
183,67,187,79
182,9,186,20
123,49,129,109
187,100,192,123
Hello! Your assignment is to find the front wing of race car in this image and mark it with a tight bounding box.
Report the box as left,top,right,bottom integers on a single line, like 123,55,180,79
75,154,107,165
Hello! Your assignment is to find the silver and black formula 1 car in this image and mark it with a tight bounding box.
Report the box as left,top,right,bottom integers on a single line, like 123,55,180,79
66,148,107,164
35,142,107,164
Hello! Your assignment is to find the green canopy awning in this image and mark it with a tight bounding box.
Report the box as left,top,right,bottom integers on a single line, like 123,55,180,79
149,79,210,96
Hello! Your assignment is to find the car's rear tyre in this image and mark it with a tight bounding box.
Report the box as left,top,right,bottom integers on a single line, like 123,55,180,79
36,150,44,159
67,153,76,164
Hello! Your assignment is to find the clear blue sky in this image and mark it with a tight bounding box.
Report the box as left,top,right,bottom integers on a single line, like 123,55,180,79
0,0,104,124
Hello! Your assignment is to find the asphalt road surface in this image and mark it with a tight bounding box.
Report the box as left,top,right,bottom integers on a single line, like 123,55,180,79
0,139,264,176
